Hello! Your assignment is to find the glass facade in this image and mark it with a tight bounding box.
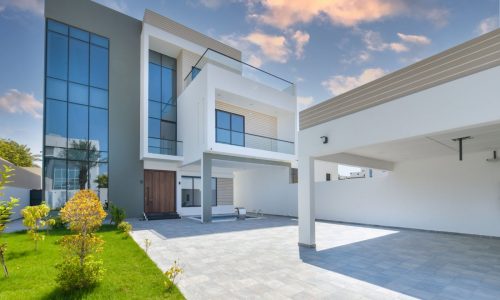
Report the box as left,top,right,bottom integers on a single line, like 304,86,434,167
216,110,245,146
148,50,178,155
44,19,109,209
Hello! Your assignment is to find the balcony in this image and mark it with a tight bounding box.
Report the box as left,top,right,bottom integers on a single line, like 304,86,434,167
147,138,183,156
184,49,295,95
216,129,294,155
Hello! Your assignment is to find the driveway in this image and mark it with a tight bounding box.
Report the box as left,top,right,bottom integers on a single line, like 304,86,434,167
129,216,500,300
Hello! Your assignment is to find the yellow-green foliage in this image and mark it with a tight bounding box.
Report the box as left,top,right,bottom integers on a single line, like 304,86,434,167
117,221,132,238
21,203,54,251
60,190,107,234
0,164,19,277
164,260,183,290
56,190,107,290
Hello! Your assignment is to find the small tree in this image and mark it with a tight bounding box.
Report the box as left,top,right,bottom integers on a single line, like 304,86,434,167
21,203,54,251
0,165,19,277
0,139,40,167
56,190,107,290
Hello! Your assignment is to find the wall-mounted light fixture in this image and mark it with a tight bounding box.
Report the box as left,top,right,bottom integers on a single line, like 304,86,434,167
320,136,328,144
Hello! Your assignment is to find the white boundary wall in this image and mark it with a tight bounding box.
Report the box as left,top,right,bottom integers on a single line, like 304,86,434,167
236,151,500,237
4,187,30,220
234,166,298,217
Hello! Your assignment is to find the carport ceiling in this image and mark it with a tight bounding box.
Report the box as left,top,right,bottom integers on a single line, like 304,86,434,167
348,122,500,162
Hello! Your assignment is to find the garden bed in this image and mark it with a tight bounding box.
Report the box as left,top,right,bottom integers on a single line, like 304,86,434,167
0,225,184,299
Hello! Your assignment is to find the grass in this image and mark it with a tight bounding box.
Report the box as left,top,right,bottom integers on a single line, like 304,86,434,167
0,225,184,300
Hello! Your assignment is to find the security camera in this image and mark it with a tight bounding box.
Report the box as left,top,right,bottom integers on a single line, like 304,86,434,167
320,136,328,144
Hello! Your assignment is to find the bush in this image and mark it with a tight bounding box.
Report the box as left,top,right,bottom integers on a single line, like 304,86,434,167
109,204,126,226
55,256,104,290
117,221,132,238
50,215,66,230
21,203,54,251
56,190,107,291
0,165,19,277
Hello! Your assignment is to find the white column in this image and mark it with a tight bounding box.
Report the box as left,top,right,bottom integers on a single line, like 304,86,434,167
201,153,212,223
298,155,315,247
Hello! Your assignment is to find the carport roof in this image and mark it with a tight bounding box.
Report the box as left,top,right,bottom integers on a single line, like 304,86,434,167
300,28,500,130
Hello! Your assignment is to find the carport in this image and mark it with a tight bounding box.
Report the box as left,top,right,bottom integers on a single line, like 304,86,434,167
298,29,500,247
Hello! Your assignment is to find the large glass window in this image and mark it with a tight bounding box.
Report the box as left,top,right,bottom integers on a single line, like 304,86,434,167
148,50,178,155
216,110,245,146
181,176,217,207
44,19,109,209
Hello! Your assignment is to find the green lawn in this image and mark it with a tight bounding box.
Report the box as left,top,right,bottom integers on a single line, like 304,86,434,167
0,225,184,300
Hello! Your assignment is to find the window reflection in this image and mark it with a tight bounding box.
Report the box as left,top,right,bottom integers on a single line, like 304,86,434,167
148,50,178,155
44,19,109,208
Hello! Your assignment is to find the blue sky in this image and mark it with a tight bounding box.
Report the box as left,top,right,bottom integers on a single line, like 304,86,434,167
0,0,498,159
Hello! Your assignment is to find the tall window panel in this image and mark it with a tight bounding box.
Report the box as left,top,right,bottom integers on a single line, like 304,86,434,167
44,19,109,209
148,50,178,155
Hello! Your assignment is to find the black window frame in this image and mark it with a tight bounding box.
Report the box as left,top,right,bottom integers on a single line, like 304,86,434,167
215,109,245,147
326,173,331,181
181,176,217,207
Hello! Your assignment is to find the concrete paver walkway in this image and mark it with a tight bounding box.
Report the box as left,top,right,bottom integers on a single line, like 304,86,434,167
129,216,500,300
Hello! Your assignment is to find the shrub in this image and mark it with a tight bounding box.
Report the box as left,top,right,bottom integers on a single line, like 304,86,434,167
56,256,104,290
50,215,66,230
56,190,107,291
21,203,54,251
0,165,19,277
109,204,126,226
164,260,183,290
117,221,132,238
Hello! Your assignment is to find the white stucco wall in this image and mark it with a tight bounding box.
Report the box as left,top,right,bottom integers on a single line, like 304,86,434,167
237,151,500,237
234,166,298,217
314,161,339,182
316,151,500,237
4,186,30,220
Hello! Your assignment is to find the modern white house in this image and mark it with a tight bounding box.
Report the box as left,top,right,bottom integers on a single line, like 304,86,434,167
43,0,297,221
297,28,500,246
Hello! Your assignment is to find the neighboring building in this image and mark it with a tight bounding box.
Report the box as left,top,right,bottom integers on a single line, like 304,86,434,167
298,28,500,246
43,0,297,221
0,158,41,219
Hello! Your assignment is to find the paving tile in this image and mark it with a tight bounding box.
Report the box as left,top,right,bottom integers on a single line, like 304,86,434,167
128,216,500,300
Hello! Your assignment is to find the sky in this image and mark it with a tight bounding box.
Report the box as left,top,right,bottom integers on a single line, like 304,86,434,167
0,0,498,161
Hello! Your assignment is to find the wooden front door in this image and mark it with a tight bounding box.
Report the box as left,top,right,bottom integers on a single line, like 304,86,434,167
144,170,176,213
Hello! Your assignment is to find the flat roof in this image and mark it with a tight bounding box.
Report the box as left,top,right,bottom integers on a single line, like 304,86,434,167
143,9,241,61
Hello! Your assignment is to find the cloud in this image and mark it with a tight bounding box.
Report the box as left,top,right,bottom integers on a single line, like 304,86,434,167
477,16,498,35
389,42,408,52
244,32,290,63
220,29,309,66
297,96,314,110
291,30,310,59
99,0,128,13
0,89,43,119
250,0,405,29
322,68,386,96
397,33,431,45
420,7,449,28
0,0,43,16
247,54,263,68
362,30,408,53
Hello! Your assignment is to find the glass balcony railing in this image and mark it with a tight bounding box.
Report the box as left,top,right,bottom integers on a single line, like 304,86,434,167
184,48,295,95
148,138,183,156
216,129,294,155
